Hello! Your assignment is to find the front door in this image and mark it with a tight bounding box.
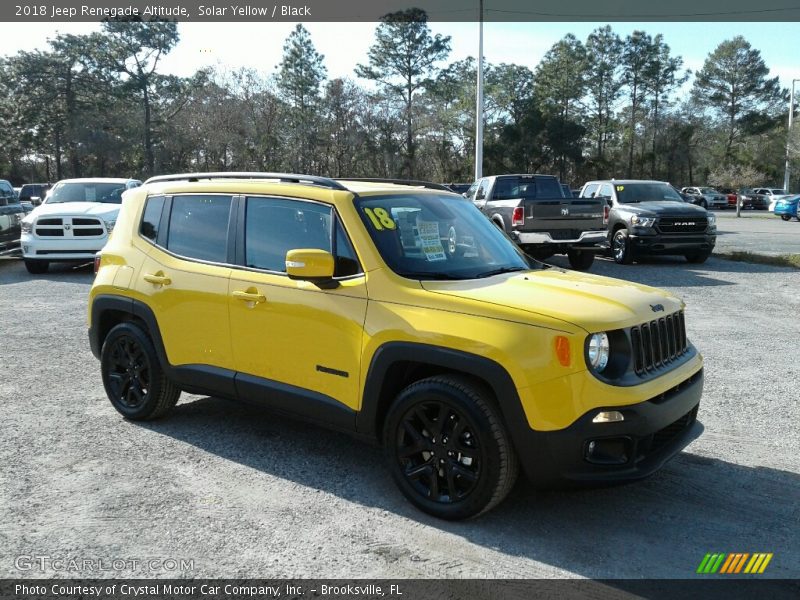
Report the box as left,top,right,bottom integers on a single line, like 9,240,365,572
228,196,367,419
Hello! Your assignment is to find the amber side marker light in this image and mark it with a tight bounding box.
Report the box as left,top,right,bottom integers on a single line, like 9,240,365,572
93,253,101,274
555,336,571,367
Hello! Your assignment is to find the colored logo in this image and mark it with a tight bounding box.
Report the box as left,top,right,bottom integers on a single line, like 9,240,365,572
697,553,773,574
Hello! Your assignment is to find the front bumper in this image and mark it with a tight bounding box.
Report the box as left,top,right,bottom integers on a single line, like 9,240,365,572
515,369,703,485
774,205,796,216
514,229,608,249
628,231,716,255
21,233,108,261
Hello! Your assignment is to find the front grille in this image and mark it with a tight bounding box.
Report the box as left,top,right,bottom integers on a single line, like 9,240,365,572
656,217,708,234
34,216,106,239
630,311,688,376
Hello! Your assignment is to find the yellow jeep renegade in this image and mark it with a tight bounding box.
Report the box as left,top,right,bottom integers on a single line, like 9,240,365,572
88,173,704,519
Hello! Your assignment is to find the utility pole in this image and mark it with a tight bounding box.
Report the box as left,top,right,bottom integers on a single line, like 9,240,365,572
474,0,484,181
783,79,799,193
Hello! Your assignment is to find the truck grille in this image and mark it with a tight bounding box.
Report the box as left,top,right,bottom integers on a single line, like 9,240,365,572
656,217,708,234
35,216,106,238
630,311,688,376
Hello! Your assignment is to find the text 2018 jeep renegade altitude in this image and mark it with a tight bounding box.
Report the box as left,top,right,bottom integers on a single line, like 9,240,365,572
88,173,704,519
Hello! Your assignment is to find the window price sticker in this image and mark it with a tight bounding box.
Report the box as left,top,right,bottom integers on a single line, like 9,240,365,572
417,221,446,262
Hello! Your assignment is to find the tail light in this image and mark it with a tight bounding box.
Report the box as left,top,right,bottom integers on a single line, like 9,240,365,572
603,205,610,224
512,207,524,226
94,253,101,274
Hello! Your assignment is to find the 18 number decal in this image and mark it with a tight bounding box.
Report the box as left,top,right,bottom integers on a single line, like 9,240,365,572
364,207,396,230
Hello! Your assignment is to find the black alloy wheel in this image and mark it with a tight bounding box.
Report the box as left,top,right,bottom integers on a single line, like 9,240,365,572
384,375,518,520
100,322,180,420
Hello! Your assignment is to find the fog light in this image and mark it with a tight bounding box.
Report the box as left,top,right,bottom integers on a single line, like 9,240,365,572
592,410,624,423
585,437,631,465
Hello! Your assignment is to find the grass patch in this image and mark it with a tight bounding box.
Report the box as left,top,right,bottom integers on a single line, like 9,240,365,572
716,251,800,269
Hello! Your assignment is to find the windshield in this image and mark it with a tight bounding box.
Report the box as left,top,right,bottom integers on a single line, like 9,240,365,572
769,189,786,195
615,183,683,203
355,193,534,280
699,187,717,194
46,182,126,204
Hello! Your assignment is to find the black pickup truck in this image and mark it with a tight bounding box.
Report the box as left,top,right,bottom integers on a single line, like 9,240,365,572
463,174,608,270
580,179,716,264
0,179,26,254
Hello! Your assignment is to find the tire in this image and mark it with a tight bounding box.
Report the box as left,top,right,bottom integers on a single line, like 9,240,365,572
383,375,518,520
567,249,595,270
100,322,180,420
24,259,49,274
781,214,791,221
611,228,634,265
685,251,711,264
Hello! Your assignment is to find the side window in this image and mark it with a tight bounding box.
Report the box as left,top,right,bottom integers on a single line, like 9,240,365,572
166,195,232,263
599,184,613,199
535,177,561,197
581,184,599,198
475,179,490,200
140,195,165,243
245,198,332,273
464,182,479,200
334,220,361,277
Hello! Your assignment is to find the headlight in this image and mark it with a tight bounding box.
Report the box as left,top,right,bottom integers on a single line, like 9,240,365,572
587,333,610,372
103,219,116,233
21,220,32,233
630,214,656,227
707,213,716,225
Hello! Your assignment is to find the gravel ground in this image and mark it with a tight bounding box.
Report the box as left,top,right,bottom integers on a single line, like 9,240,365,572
0,255,798,580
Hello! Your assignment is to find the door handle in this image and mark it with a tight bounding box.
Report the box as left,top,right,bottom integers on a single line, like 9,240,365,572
232,290,266,304
143,272,171,285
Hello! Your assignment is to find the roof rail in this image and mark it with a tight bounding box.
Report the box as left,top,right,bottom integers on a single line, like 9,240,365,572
337,177,451,192
144,172,349,191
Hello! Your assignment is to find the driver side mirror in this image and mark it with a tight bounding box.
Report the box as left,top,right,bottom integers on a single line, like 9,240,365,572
285,249,338,288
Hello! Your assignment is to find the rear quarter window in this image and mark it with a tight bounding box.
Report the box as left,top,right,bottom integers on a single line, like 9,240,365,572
140,196,165,242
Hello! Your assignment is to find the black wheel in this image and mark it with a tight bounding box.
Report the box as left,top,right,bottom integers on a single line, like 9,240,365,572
383,375,518,520
100,322,180,420
567,249,595,270
781,214,791,221
612,229,634,265
24,259,49,274
685,251,711,264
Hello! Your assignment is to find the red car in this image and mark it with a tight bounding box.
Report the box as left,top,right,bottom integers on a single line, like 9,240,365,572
718,188,738,207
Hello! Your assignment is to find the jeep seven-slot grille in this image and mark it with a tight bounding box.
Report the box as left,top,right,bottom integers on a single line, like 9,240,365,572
630,311,688,375
656,217,708,234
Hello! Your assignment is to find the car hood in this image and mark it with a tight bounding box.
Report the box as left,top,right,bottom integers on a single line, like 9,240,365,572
26,202,120,220
616,201,707,217
420,268,683,333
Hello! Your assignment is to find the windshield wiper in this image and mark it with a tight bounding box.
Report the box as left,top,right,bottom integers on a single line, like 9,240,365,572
475,266,528,278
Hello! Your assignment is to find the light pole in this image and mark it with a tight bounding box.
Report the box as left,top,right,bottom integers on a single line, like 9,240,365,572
474,0,484,181
783,78,800,193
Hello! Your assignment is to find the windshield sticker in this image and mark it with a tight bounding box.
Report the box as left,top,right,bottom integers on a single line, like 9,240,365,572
363,207,396,231
417,221,447,262
616,185,625,192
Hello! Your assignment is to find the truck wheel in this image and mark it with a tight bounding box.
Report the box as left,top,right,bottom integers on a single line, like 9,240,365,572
685,251,711,264
612,229,634,265
383,375,518,520
24,259,49,274
567,249,595,271
100,322,180,421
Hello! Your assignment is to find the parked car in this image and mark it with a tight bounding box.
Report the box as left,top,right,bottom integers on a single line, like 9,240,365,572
680,186,728,210
773,195,800,221
88,171,704,520
18,182,51,206
717,187,739,208
464,174,608,270
20,177,142,273
752,188,790,212
0,179,26,253
581,180,716,264
737,188,769,210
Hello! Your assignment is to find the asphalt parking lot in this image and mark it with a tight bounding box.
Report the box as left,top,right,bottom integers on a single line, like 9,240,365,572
0,255,798,580
714,210,800,255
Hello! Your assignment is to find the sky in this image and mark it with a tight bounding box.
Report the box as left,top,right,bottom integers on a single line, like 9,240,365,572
0,21,798,93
